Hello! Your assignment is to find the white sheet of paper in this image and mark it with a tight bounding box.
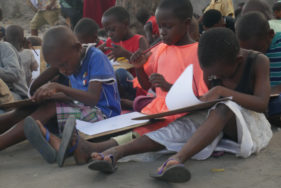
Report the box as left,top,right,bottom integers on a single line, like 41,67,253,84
165,64,202,110
76,112,149,136
110,59,120,66
31,49,40,79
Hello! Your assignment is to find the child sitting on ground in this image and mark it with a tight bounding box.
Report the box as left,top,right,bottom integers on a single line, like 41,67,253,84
0,26,121,160
27,0,208,167
5,25,38,86
273,2,281,20
100,6,150,108
88,28,272,182
74,18,103,47
136,8,160,45
236,12,281,120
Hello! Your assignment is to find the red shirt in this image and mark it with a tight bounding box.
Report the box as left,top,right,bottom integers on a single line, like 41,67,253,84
146,16,159,36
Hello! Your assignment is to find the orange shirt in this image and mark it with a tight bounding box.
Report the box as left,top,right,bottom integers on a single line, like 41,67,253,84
134,42,208,135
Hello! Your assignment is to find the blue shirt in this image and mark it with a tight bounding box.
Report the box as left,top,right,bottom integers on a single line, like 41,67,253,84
266,32,281,86
68,46,121,118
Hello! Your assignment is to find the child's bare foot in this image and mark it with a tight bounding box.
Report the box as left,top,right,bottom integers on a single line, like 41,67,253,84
71,132,96,165
36,120,61,151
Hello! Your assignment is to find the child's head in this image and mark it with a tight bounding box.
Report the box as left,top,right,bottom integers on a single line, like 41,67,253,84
42,26,82,76
136,8,151,25
202,9,225,30
155,0,193,45
101,6,130,42
236,12,274,53
273,2,281,19
5,25,24,51
74,18,99,44
198,28,240,80
242,0,273,20
27,36,42,46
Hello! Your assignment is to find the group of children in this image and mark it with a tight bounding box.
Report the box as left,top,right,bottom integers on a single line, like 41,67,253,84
0,0,280,184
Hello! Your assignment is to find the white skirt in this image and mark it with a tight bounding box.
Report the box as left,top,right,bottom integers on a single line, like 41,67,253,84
146,101,273,160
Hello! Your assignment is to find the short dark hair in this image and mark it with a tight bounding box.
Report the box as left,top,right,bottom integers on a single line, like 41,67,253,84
136,8,151,25
157,0,193,20
198,28,240,68
242,0,273,20
202,9,222,28
236,12,269,41
5,25,24,51
42,26,78,58
103,6,130,24
273,2,281,12
27,36,42,46
74,18,99,37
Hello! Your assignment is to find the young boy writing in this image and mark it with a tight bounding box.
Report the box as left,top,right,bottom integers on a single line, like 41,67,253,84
74,18,103,47
29,0,207,167
236,12,281,118
0,26,121,159
89,27,272,182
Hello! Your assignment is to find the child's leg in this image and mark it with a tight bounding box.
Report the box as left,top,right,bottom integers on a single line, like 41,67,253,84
91,135,165,164
157,104,235,171
91,104,235,170
0,106,37,134
0,102,57,150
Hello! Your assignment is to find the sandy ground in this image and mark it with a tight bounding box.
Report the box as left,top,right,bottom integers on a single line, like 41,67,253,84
1,128,281,188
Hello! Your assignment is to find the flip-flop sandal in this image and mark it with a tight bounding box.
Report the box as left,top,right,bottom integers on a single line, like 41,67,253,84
57,116,77,167
23,116,57,163
88,153,117,174
150,158,191,183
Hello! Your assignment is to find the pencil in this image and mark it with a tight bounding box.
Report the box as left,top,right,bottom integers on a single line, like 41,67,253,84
142,38,162,55
31,46,39,56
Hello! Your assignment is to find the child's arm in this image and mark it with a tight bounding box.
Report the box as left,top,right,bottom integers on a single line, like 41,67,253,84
32,81,102,107
29,67,60,96
149,73,172,92
271,85,281,94
131,50,152,90
107,37,149,61
201,54,270,113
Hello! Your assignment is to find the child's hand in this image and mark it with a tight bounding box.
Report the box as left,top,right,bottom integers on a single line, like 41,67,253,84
131,49,152,69
107,44,131,61
149,73,172,92
200,86,222,102
32,82,60,102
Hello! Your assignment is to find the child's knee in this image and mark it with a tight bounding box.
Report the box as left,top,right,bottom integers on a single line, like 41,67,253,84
213,104,234,122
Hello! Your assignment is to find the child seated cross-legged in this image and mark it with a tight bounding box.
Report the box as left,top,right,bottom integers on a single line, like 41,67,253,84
100,6,149,108
25,0,207,167
0,26,121,159
88,28,273,182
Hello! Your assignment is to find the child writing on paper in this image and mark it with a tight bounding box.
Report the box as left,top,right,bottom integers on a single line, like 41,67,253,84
99,6,149,109
29,0,208,167
88,28,272,182
0,26,121,158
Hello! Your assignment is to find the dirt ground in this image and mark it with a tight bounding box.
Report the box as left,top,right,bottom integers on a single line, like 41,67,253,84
0,129,281,188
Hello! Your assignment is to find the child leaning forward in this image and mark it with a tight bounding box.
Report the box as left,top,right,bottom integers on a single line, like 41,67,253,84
88,27,272,182
0,26,121,160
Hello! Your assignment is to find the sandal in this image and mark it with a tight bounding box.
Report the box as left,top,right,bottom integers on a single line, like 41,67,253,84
88,153,117,173
23,116,57,163
150,158,191,183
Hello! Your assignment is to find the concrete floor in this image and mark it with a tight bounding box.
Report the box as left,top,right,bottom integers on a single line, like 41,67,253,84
1,131,281,188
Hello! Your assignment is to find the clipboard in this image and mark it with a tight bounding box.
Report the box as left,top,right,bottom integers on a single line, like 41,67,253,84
133,97,232,120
